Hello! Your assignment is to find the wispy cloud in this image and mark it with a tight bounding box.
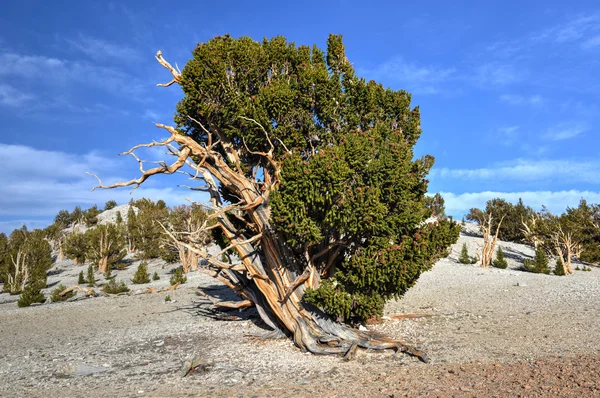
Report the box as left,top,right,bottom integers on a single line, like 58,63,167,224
362,57,455,94
65,34,142,62
431,159,600,184
472,63,523,87
0,143,209,233
0,51,146,98
0,84,34,107
497,125,520,146
442,190,600,217
500,94,544,106
543,123,589,141
536,14,600,46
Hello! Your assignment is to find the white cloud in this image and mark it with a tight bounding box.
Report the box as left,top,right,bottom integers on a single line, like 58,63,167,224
499,94,544,106
363,57,455,94
0,143,210,233
0,84,34,106
0,52,146,98
431,159,600,184
543,123,589,141
442,190,600,217
65,34,142,61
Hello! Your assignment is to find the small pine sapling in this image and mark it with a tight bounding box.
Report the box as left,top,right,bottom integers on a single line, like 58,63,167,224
50,284,76,302
152,271,160,281
554,256,566,276
524,247,550,274
78,271,85,285
164,294,171,302
458,243,471,264
102,279,130,294
132,261,151,284
170,267,187,286
17,283,46,307
493,247,508,269
87,264,95,287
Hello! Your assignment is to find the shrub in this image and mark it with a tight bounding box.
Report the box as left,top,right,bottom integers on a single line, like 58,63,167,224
17,282,46,307
87,264,95,287
164,294,171,302
132,261,151,284
63,232,88,265
152,272,160,281
102,279,130,294
50,284,76,302
554,256,566,276
104,200,117,211
78,271,85,284
458,243,472,264
493,247,508,269
523,247,550,274
170,267,187,286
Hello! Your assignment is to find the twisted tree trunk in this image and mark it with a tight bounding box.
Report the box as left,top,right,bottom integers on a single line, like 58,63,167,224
87,51,428,362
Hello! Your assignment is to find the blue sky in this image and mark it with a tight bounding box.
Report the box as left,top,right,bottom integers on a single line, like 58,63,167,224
1,0,600,233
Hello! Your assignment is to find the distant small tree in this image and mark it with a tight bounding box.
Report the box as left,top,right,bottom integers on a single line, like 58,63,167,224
102,279,130,294
70,206,84,227
54,209,72,227
458,243,471,264
152,271,160,281
86,264,95,287
424,193,446,219
63,232,88,265
104,200,118,211
523,246,549,274
83,205,101,227
2,228,52,295
78,271,85,284
85,224,126,273
50,284,76,302
170,267,187,286
17,282,46,307
492,247,508,269
132,261,151,284
115,211,123,225
554,256,566,276
163,204,211,272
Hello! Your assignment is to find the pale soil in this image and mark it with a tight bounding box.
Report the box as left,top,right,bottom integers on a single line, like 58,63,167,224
1,225,599,397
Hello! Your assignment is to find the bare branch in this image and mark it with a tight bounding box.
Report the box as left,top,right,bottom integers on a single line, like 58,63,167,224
155,50,182,87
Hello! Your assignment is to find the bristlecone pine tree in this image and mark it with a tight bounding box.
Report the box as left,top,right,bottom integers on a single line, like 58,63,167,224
458,243,471,264
90,35,459,361
492,247,508,269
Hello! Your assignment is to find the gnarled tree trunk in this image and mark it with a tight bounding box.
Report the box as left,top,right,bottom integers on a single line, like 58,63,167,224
88,50,428,362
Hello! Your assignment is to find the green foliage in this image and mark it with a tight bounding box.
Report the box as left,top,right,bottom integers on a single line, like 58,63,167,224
50,284,76,302
458,243,471,264
102,279,130,294
104,200,117,211
175,34,458,322
554,256,566,276
493,247,508,269
54,210,71,227
87,264,95,287
164,294,171,302
152,271,160,281
115,211,123,225
83,205,101,227
467,198,533,242
129,200,168,259
85,223,126,271
63,232,88,264
17,282,46,307
132,261,151,284
78,271,85,284
565,199,600,264
424,193,446,219
170,267,187,286
523,247,550,274
1,228,52,294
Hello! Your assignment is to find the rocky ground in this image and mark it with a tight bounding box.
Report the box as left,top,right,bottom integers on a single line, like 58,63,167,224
0,224,599,397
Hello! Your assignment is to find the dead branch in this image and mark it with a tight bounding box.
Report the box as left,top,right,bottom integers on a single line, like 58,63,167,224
155,50,182,87
60,286,97,297
87,147,191,191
